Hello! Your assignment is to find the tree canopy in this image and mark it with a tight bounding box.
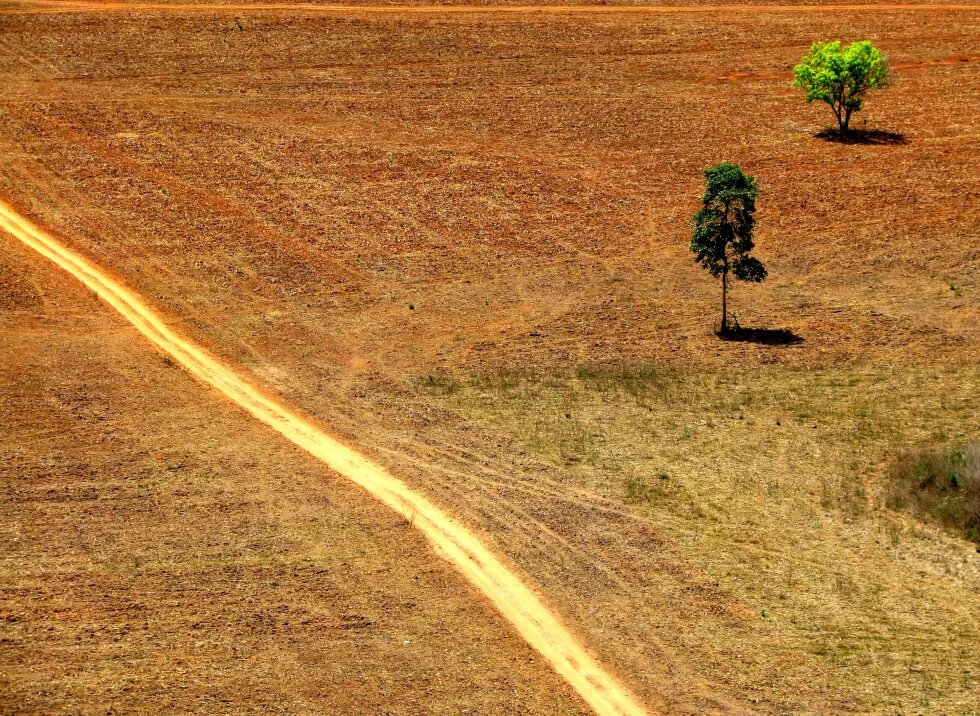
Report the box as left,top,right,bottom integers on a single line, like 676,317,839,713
691,163,767,333
793,40,889,134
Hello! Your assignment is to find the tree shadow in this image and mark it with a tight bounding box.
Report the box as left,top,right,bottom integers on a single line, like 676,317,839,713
717,327,804,345
815,128,906,145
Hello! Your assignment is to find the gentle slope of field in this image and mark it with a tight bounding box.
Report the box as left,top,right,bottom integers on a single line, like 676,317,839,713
0,200,649,716
1,1,978,713
0,230,587,715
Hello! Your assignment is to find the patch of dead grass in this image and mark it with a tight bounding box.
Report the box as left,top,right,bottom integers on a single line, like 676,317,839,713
421,361,980,714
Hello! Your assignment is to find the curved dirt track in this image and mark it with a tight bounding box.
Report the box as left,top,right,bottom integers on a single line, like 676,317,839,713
5,0,980,13
0,198,651,716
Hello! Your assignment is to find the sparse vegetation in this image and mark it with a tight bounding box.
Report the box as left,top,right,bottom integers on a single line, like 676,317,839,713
793,40,890,135
423,372,462,394
576,362,684,400
690,163,767,334
624,474,652,503
4,4,978,715
421,361,980,713
888,442,980,543
1,270,584,716
625,472,671,504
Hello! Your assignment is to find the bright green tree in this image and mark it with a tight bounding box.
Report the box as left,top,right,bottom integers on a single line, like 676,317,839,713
793,40,889,134
691,163,767,334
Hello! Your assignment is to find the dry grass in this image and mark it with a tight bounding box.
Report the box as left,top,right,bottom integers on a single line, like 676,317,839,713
420,360,980,713
1,3,979,714
889,442,980,543
1,5,977,377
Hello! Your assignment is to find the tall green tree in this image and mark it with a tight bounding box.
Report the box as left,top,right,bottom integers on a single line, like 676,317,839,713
793,40,889,134
690,163,767,333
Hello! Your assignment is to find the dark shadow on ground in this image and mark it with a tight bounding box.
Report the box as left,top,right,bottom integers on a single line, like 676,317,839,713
718,327,804,345
816,128,906,145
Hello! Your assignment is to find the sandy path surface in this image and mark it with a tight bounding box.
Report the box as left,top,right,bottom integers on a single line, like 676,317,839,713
0,197,651,716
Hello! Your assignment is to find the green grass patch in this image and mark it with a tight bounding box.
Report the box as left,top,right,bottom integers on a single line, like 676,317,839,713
888,442,980,543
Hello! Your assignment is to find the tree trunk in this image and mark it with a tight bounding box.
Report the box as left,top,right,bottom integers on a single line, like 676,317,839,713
842,107,851,134
720,269,728,333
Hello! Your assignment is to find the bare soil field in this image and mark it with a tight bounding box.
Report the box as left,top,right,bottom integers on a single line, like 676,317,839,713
1,2,978,714
0,232,586,714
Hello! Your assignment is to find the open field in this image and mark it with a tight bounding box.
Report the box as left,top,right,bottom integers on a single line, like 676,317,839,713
0,199,649,715
421,361,980,712
1,1,978,714
0,232,587,714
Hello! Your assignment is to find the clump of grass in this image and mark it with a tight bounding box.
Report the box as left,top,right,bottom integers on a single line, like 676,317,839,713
420,372,461,394
887,442,980,543
471,368,537,392
624,474,651,503
624,472,670,504
575,362,685,402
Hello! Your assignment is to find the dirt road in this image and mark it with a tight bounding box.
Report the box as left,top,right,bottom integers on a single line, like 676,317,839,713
0,197,652,716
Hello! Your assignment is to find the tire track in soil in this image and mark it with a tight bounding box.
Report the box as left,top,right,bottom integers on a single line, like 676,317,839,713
0,197,655,716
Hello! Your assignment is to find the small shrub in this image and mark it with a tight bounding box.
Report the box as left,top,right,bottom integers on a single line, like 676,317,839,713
887,442,980,543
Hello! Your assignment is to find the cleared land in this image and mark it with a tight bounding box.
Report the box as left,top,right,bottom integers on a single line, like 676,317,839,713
0,231,587,714
0,201,647,716
1,2,978,714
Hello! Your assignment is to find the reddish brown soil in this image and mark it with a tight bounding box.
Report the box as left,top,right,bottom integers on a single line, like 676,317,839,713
1,2,977,714
0,232,588,715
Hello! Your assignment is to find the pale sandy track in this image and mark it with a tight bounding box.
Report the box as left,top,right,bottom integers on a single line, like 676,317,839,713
0,198,652,716
4,0,980,13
